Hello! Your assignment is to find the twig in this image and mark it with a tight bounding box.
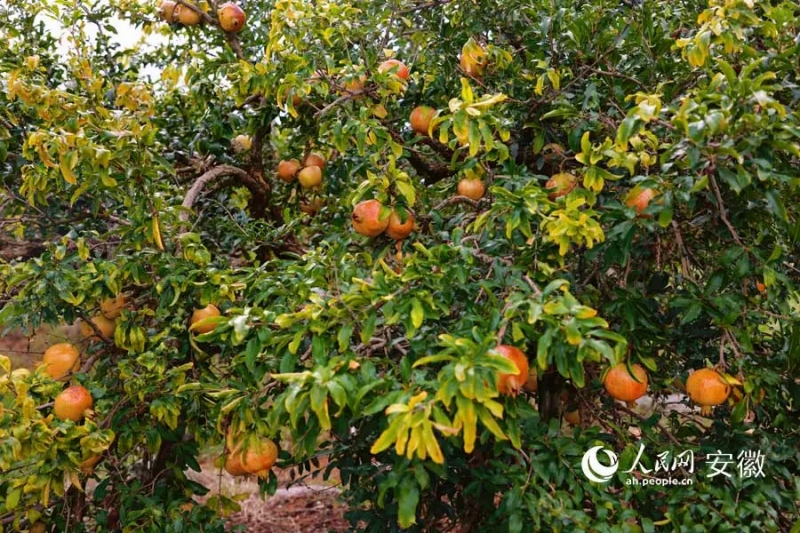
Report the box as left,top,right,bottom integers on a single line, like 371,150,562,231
671,220,693,281
432,195,481,211
313,91,364,118
584,66,646,90
708,173,744,247
614,403,682,447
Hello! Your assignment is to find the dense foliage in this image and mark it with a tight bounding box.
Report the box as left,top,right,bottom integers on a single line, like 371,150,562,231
1,0,799,531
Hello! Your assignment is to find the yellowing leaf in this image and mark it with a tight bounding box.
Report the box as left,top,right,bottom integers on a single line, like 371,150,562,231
152,215,164,250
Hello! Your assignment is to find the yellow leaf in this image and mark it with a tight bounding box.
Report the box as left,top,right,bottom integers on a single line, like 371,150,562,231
152,215,164,250
59,153,77,184
423,423,444,464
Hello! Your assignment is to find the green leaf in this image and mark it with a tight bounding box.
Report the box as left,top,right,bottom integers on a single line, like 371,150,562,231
397,477,420,528
337,324,353,352
537,328,554,369
681,302,703,325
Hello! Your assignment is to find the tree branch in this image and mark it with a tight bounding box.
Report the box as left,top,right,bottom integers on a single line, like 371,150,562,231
709,173,744,247
180,165,253,221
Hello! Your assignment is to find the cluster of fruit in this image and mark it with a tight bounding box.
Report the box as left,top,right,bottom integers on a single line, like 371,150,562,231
158,0,246,33
352,199,414,240
277,152,326,190
494,344,734,421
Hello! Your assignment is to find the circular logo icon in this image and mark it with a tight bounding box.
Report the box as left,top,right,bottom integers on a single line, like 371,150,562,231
581,445,619,483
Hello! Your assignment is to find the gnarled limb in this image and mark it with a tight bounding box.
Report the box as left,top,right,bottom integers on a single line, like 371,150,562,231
180,165,265,221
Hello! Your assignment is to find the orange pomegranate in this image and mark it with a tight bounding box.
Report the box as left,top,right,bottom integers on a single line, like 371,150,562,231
80,315,116,341
233,438,279,474
54,385,93,422
297,165,323,189
303,152,327,170
175,3,202,25
224,452,249,476
545,173,577,201
277,159,301,183
457,178,485,200
625,187,658,216
385,209,414,240
378,59,409,80
686,368,731,414
342,74,367,96
756,281,766,293
564,408,581,426
495,345,529,396
217,2,246,32
41,343,80,379
409,106,436,136
100,293,128,319
604,363,648,402
190,304,220,334
159,0,177,22
352,199,389,237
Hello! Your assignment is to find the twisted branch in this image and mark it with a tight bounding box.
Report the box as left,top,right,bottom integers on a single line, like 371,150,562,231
180,165,252,221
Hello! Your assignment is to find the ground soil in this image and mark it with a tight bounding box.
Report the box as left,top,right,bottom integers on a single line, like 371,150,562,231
189,459,350,532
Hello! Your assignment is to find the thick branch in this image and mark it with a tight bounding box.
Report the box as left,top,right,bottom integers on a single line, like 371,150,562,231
180,165,255,221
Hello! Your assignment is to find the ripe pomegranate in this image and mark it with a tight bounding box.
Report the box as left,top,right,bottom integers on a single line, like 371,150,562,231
217,2,245,32
604,363,648,402
410,106,436,136
564,408,581,426
175,4,202,25
352,199,389,237
297,165,323,189
100,293,128,319
159,0,177,22
54,385,93,422
457,178,485,200
625,187,658,216
232,438,278,474
545,173,577,200
303,152,327,170
80,315,116,341
495,345,529,396
190,304,220,334
277,159,301,183
686,368,731,414
756,281,766,293
224,452,249,476
385,209,414,240
523,368,538,393
41,343,80,379
342,74,367,95
378,59,409,80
